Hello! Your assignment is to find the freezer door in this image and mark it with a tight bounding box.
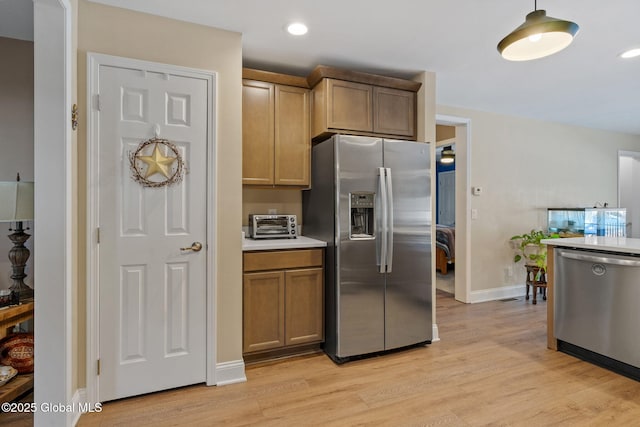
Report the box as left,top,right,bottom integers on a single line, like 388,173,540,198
336,135,385,357
383,139,432,349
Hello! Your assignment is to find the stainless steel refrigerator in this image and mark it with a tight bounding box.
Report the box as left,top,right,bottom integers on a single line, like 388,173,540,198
303,134,432,363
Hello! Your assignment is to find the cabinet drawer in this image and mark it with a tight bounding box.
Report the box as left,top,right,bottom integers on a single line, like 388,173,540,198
243,249,323,272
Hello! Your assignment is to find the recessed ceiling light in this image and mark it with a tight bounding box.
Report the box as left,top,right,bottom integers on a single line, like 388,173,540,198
286,22,308,36
620,48,640,59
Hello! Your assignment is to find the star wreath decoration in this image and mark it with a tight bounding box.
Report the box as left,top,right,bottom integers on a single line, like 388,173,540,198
129,137,185,188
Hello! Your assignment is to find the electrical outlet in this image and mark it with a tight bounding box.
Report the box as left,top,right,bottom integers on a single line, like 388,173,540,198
268,208,277,214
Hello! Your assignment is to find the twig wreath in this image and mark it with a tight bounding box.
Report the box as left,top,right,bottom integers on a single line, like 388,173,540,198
129,137,186,188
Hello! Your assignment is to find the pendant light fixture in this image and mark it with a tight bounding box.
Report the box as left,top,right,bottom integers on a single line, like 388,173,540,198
498,0,579,61
440,146,455,164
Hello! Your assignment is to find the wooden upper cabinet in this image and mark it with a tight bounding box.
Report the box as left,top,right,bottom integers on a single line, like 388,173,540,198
275,85,310,186
242,80,274,185
308,66,420,141
373,86,415,137
242,69,311,188
325,79,373,132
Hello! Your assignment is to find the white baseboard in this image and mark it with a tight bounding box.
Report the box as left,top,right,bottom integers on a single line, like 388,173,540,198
69,388,85,426
432,323,440,342
215,359,247,386
469,284,526,303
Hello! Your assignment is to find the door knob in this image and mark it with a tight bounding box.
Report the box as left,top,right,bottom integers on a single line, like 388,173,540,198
180,242,203,252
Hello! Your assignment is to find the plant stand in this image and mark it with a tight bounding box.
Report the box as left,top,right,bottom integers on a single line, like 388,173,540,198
525,265,547,304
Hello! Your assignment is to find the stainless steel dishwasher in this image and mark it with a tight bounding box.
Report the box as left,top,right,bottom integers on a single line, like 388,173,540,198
555,247,640,377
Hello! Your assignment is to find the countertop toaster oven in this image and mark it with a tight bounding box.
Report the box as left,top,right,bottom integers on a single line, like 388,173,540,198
249,214,297,239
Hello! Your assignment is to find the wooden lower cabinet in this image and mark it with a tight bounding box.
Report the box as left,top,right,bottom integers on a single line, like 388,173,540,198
243,249,324,359
243,271,285,353
284,268,324,346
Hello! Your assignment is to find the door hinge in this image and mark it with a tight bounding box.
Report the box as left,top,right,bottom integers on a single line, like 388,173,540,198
94,94,101,111
96,227,100,244
97,359,101,376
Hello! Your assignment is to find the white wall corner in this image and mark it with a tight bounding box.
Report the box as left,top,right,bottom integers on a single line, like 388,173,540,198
470,284,526,303
215,359,247,386
432,323,440,342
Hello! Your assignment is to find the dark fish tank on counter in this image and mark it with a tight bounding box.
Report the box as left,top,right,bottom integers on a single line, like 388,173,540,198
547,208,627,237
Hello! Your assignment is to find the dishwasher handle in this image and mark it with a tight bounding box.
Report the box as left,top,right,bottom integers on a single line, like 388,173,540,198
559,250,640,267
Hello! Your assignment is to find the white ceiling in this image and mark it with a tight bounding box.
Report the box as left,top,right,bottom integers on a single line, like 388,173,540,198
5,1,640,135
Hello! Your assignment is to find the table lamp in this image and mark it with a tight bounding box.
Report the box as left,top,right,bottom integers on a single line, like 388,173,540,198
0,174,34,301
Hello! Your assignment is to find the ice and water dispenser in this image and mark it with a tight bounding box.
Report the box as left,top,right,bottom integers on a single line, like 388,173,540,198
350,193,375,239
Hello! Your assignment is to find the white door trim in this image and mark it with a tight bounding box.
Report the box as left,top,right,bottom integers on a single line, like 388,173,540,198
618,150,640,238
33,0,74,426
436,114,471,303
86,53,218,404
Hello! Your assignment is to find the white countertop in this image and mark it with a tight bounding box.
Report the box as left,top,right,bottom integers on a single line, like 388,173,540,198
242,236,327,251
541,236,640,254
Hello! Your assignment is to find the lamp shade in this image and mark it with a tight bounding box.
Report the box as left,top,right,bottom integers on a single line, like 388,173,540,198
0,181,34,222
498,9,579,61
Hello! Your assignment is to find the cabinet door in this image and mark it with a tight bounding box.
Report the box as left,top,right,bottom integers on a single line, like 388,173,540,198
274,85,310,186
326,79,373,132
285,268,324,346
243,271,285,353
242,80,274,185
373,86,415,137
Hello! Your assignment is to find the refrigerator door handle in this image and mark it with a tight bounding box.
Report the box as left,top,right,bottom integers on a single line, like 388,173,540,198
378,167,388,273
385,167,394,273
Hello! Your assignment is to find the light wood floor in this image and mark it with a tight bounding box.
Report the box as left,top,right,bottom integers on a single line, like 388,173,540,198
4,291,640,426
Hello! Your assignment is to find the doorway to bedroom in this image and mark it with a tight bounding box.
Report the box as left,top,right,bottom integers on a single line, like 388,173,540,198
435,125,456,296
434,114,471,313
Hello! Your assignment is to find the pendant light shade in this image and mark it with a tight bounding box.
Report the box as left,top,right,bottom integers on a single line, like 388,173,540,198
498,8,579,61
440,146,455,164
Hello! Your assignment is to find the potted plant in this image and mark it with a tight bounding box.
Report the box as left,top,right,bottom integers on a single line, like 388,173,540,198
510,229,559,280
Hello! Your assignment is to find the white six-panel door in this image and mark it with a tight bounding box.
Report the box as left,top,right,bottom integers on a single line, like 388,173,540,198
97,64,208,401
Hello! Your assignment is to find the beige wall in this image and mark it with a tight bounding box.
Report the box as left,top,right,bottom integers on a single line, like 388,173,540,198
436,124,455,142
243,189,303,227
437,104,640,294
0,37,34,291
76,0,243,387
